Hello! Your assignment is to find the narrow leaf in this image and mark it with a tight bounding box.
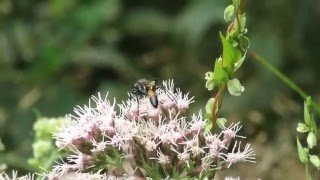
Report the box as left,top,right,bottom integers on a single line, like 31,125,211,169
297,137,309,163
304,99,312,127
220,32,242,74
212,57,229,87
304,97,317,136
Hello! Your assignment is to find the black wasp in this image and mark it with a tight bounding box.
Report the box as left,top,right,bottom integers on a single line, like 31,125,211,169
129,79,160,108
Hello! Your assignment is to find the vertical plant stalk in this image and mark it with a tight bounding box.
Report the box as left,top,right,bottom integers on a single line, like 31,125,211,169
235,10,242,35
206,0,249,129
211,85,226,130
306,164,309,180
212,1,242,127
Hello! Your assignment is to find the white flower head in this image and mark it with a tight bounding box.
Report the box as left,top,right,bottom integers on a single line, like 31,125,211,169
189,111,206,133
150,149,170,165
51,79,255,178
220,141,256,168
222,122,246,143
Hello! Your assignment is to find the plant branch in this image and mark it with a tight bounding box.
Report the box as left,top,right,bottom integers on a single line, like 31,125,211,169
211,84,226,130
248,50,320,115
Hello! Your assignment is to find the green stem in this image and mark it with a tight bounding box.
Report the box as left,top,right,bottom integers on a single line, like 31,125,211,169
249,50,320,115
306,163,309,180
211,84,226,131
235,9,242,35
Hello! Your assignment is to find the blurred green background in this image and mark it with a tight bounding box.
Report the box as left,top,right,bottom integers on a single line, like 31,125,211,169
0,0,320,179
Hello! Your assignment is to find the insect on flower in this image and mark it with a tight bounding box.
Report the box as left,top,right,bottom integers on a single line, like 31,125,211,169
129,78,175,109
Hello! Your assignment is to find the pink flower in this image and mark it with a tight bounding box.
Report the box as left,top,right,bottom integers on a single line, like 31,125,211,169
189,111,206,133
175,89,194,112
150,149,170,165
220,141,256,168
68,152,94,170
222,122,245,144
170,146,190,165
52,80,255,178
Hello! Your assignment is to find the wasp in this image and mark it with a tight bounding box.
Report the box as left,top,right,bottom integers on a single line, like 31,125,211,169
129,78,160,108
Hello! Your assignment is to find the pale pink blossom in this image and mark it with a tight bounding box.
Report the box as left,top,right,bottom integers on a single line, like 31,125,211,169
220,141,256,168
51,80,255,178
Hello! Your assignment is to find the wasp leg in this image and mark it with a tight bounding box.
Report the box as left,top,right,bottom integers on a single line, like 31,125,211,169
129,90,144,116
128,92,134,110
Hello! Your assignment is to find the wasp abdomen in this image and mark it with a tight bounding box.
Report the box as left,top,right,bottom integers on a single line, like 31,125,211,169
149,95,158,108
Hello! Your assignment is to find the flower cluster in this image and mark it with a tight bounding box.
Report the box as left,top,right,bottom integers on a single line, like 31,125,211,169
0,171,34,180
50,80,255,179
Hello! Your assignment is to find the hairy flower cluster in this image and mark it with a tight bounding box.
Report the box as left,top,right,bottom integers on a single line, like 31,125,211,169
51,80,255,179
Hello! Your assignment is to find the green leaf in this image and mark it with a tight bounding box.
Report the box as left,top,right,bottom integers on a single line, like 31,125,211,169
205,72,215,90
227,78,245,96
227,25,238,39
220,32,242,74
205,113,212,122
304,97,317,136
239,35,250,50
310,115,317,136
309,155,320,170
304,99,312,127
205,58,229,90
297,137,309,163
204,120,213,133
232,0,241,9
205,98,215,115
205,98,215,132
307,132,317,148
297,123,309,133
239,14,247,33
217,118,227,129
234,51,247,71
306,97,312,106
224,5,235,22
213,57,229,86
